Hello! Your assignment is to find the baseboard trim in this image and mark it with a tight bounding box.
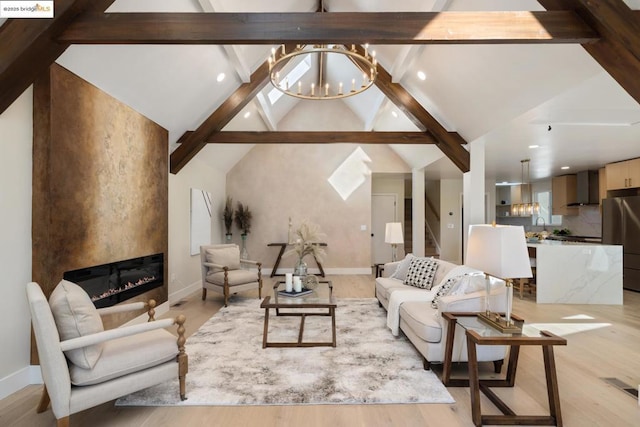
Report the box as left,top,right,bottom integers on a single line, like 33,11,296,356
0,365,43,398
169,280,201,304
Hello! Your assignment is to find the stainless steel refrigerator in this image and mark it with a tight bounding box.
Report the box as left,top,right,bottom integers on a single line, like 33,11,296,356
602,196,640,291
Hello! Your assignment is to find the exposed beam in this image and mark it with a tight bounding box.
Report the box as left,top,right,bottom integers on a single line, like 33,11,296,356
170,44,297,173
0,0,116,115
539,0,640,105
169,62,271,174
201,131,439,144
58,11,599,45
357,46,470,172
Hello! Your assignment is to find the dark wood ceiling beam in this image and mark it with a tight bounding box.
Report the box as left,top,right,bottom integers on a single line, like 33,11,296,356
0,0,116,115
200,131,439,144
170,44,297,174
352,46,470,172
169,62,270,174
539,0,640,105
58,11,599,45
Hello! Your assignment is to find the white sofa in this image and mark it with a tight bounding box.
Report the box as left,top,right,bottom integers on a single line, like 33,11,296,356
376,256,508,370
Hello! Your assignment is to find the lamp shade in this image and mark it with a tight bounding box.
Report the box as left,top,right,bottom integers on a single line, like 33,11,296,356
384,222,404,244
465,224,532,279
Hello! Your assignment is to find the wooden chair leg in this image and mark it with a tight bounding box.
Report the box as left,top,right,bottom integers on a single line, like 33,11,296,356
57,417,69,427
175,314,188,401
201,288,207,300
423,358,431,371
36,385,50,413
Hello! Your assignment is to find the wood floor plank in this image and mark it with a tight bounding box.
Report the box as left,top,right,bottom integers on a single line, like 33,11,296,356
3,274,639,426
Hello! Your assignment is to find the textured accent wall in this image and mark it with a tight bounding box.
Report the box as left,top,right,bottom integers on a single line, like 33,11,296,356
32,64,168,327
226,143,409,271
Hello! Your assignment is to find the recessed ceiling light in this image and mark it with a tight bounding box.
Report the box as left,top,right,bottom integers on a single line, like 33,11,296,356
529,144,539,149
243,111,251,119
391,111,398,118
417,71,426,81
216,73,225,82
561,166,570,170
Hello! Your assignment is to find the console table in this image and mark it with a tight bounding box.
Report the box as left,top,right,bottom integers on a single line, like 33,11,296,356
267,242,327,277
441,312,567,427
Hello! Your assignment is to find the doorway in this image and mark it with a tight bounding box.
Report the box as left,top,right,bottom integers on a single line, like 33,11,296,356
372,193,397,264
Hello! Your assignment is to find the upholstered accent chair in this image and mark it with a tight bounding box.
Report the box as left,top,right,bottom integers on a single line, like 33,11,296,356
26,281,188,427
200,244,262,307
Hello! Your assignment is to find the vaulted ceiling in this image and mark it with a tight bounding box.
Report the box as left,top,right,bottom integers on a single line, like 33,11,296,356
2,0,640,183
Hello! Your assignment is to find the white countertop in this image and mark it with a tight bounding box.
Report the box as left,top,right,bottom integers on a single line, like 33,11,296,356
527,240,616,247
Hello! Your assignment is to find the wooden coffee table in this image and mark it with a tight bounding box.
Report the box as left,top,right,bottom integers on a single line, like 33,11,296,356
260,280,336,348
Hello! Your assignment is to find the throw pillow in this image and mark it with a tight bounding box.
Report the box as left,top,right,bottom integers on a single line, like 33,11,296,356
404,257,438,289
450,273,487,296
49,280,104,369
206,246,240,273
389,253,414,280
431,274,467,309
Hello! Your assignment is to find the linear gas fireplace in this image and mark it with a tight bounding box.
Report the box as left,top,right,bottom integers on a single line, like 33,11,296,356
63,253,164,308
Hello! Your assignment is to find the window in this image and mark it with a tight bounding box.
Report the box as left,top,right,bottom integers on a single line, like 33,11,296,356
533,191,561,227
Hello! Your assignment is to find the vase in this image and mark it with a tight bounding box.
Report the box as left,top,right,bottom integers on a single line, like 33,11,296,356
225,233,232,242
294,258,308,278
240,234,249,260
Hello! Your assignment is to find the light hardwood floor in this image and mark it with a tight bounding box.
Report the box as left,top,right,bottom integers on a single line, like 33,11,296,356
3,275,640,426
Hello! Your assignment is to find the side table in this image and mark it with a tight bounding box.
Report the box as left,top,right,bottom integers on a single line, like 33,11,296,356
441,312,567,427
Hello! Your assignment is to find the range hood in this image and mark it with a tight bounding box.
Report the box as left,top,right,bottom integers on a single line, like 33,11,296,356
568,170,599,206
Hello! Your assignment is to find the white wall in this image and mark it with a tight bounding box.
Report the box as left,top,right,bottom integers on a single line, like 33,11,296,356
0,88,34,398
168,156,226,303
440,179,463,264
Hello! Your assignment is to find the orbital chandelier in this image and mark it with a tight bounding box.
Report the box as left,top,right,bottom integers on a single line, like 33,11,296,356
268,43,378,100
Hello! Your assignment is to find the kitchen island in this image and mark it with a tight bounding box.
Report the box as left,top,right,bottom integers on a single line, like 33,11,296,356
527,240,623,304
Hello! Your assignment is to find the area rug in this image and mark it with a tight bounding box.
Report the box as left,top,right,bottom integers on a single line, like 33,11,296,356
116,298,454,406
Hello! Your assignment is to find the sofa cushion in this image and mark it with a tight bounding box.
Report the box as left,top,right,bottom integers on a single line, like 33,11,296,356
400,301,442,343
49,280,104,370
404,257,438,289
69,328,177,386
206,246,240,273
389,253,414,280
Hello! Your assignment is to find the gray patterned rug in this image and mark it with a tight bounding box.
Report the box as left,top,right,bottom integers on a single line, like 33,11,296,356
116,298,454,406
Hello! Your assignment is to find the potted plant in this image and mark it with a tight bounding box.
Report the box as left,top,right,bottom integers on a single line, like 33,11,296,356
284,220,326,277
234,202,252,259
223,196,234,241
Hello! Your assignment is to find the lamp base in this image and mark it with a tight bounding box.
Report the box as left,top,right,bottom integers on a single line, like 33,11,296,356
477,311,522,333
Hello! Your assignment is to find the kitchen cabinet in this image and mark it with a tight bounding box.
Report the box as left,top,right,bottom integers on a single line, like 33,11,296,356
552,175,578,216
606,158,640,190
599,167,607,205
495,186,511,218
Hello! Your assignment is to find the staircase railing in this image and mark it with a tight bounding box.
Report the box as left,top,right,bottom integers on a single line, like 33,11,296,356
425,196,441,256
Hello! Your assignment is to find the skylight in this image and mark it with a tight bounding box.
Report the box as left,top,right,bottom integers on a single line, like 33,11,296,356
267,55,311,105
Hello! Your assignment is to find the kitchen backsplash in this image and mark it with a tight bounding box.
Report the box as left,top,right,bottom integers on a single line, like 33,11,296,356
497,205,602,237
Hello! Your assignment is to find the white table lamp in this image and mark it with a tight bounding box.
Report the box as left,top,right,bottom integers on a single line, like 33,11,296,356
466,224,532,331
385,222,404,262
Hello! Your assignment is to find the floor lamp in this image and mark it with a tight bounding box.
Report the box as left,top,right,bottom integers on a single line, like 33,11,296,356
465,223,532,332
385,222,403,262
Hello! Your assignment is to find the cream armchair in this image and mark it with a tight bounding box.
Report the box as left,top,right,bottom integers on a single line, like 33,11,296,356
27,281,188,427
200,244,262,306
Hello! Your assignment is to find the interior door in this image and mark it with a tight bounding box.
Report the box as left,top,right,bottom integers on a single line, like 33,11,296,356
372,194,397,264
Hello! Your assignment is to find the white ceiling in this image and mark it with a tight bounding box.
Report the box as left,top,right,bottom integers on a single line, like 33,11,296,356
26,0,640,180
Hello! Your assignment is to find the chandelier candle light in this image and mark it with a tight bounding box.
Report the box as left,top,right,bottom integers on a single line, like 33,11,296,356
511,159,540,217
465,223,532,333
268,43,378,100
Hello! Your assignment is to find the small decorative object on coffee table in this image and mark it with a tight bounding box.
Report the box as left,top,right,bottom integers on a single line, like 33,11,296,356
284,220,326,280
